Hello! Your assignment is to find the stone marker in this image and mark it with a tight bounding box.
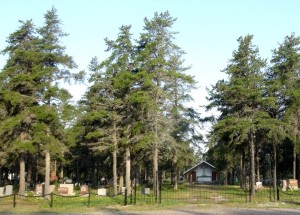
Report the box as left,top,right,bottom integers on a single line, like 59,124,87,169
80,185,89,195
59,183,75,195
49,185,56,193
287,179,298,190
58,187,68,194
282,180,287,191
35,184,43,195
4,185,13,196
142,187,150,195
0,187,4,196
255,182,262,190
97,188,107,196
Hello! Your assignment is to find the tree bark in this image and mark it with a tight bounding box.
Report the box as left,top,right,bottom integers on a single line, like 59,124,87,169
119,174,124,193
113,124,118,195
44,151,51,196
250,132,256,196
256,147,260,182
19,154,26,196
293,144,296,180
153,141,158,196
27,156,32,190
173,153,178,190
125,146,131,195
273,142,277,201
224,170,228,186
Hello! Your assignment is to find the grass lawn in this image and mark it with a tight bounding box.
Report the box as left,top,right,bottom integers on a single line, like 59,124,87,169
0,184,299,214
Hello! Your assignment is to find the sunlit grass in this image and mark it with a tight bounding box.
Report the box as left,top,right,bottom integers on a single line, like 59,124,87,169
0,184,300,214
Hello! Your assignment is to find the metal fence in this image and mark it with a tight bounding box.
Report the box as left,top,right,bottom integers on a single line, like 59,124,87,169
0,184,300,209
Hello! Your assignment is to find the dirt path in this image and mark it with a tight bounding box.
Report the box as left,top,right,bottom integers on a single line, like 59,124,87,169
84,207,300,215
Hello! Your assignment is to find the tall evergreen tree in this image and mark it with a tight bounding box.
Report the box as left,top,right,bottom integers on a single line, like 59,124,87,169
0,20,41,195
268,33,300,180
207,35,267,195
136,11,180,195
37,6,77,195
76,25,135,195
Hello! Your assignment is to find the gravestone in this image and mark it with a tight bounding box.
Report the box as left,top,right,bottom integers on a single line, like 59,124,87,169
121,187,126,194
4,185,13,196
58,187,68,194
142,187,150,195
80,185,89,195
59,184,75,195
49,185,56,193
287,179,298,190
97,188,107,196
255,182,262,190
282,180,287,191
35,184,43,195
0,187,4,196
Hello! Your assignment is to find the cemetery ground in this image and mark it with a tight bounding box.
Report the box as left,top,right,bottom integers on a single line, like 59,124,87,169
0,184,300,214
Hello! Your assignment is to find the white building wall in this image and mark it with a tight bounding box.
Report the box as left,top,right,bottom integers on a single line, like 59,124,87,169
195,166,213,182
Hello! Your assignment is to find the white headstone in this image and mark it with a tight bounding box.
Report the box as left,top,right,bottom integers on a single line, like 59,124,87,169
0,187,4,196
4,185,13,196
35,184,43,195
59,184,75,195
256,182,262,189
142,187,150,195
97,188,107,196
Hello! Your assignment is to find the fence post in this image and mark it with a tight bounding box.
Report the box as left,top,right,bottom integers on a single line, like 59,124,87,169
88,191,91,207
13,193,16,208
277,187,279,201
124,188,127,206
50,192,53,208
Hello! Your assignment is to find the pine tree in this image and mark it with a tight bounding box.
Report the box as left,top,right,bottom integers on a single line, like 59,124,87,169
135,11,198,194
37,7,77,195
77,25,135,195
207,35,267,195
268,33,300,180
0,19,41,195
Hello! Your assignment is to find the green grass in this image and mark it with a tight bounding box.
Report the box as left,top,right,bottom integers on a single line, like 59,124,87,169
0,184,300,214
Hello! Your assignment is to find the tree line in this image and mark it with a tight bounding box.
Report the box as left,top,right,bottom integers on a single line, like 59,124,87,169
1,7,299,200
206,34,300,198
0,7,201,197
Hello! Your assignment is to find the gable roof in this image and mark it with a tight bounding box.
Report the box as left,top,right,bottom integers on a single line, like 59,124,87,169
183,161,216,175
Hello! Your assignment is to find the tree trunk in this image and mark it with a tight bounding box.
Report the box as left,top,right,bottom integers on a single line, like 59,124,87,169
119,174,124,193
256,147,260,182
60,163,64,180
273,142,277,201
125,146,131,195
153,142,158,196
19,154,26,195
173,153,178,190
293,143,296,180
44,151,51,196
250,132,256,196
112,125,118,195
240,150,246,189
153,117,159,196
223,170,228,186
27,156,32,190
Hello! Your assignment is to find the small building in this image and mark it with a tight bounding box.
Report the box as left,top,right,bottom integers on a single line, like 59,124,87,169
183,161,219,183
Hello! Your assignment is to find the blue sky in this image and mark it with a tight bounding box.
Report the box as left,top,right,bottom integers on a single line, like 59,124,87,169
1,0,300,113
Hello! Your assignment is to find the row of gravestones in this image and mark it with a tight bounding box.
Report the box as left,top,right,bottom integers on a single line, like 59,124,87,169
0,184,151,197
35,183,108,196
0,185,13,196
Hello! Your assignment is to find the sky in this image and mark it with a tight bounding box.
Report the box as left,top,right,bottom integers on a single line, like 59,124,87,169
1,0,300,116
